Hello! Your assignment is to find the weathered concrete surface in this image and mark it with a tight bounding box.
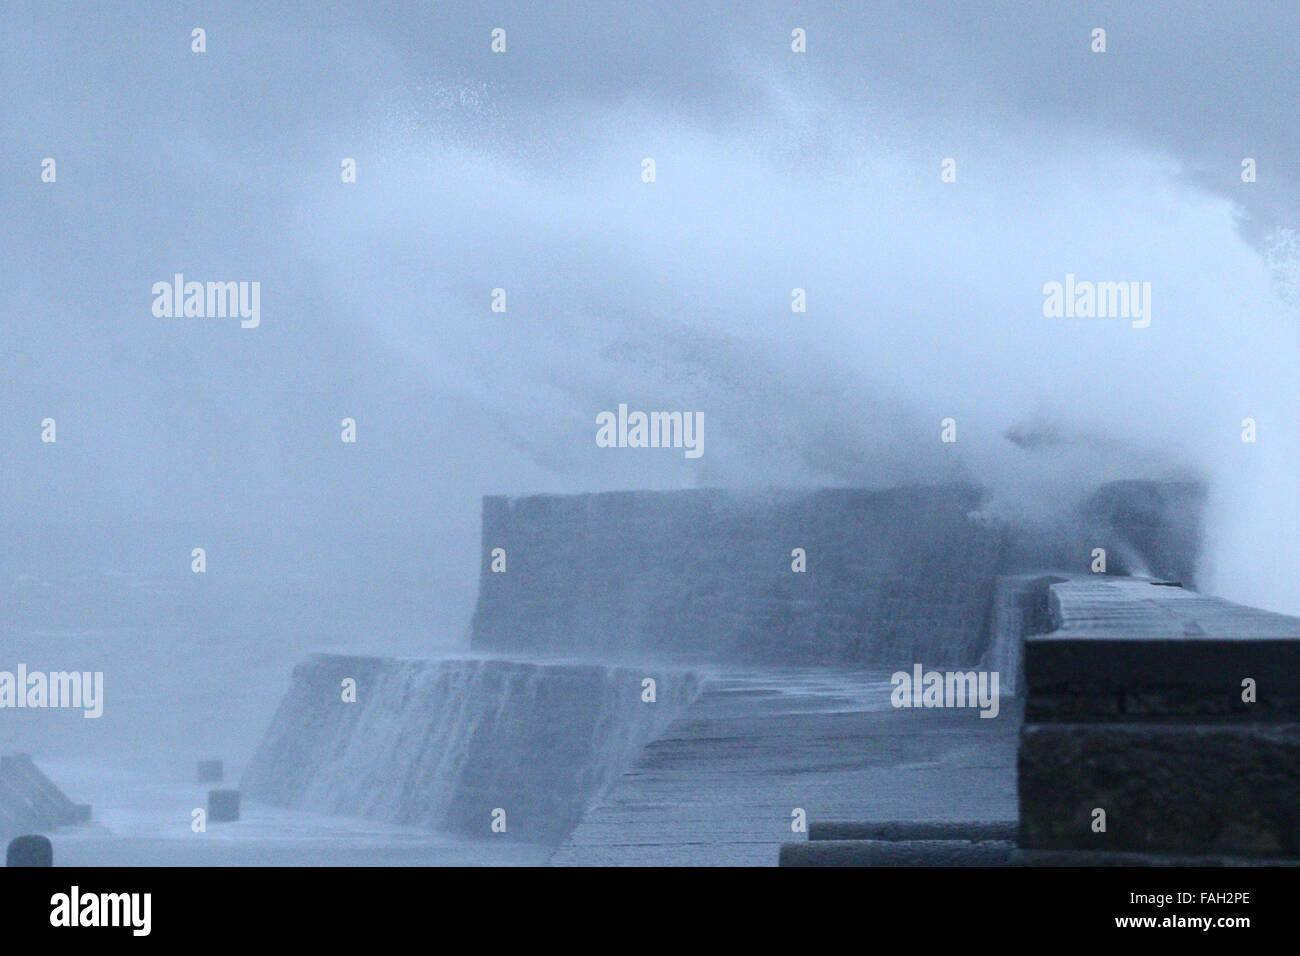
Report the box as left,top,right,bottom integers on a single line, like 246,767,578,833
242,655,701,844
1026,578,1300,720
780,837,1013,868
473,485,1009,665
1019,723,1300,857
471,482,1204,668
550,670,1021,866
809,820,1016,842
780,839,1014,866
1019,577,1300,861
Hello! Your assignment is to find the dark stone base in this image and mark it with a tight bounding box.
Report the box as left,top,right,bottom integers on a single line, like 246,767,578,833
1019,723,1300,857
1012,849,1300,866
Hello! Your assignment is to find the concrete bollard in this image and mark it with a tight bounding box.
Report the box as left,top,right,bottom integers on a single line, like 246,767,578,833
197,759,224,783
7,835,53,867
208,789,241,822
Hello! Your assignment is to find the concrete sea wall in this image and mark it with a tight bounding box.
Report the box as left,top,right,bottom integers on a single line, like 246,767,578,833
244,481,1210,856
241,654,701,843
472,484,1008,665
471,481,1203,667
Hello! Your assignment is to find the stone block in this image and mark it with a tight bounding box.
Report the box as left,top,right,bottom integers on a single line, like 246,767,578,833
1018,723,1300,857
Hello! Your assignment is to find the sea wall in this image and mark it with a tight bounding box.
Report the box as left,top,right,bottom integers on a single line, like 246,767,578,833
241,654,700,844
472,484,1007,665
471,481,1204,667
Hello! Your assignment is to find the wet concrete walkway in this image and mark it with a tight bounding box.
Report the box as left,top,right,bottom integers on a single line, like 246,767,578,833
551,668,1021,865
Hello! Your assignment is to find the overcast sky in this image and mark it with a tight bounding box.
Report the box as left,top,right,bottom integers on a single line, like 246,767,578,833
4,1,1299,620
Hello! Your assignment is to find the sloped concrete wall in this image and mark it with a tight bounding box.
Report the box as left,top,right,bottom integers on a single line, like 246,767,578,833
242,654,701,844
0,754,83,843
